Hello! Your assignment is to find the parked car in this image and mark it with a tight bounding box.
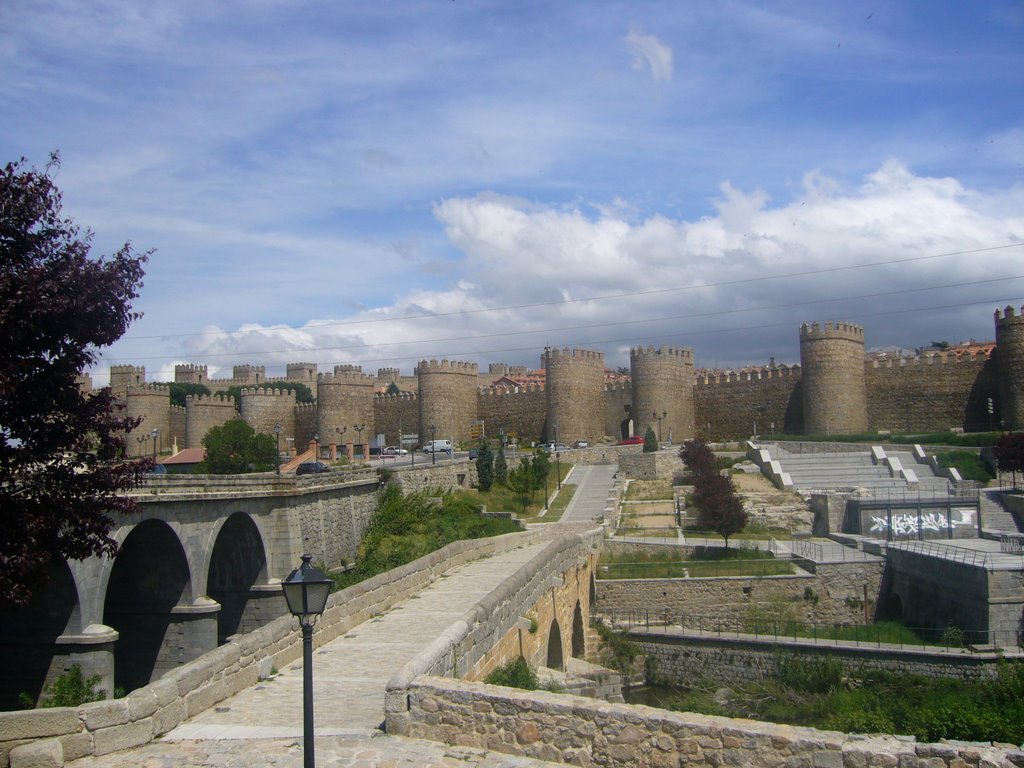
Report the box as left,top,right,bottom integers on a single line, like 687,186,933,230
573,440,590,449
617,436,645,445
296,461,331,475
537,442,570,453
468,448,479,460
382,446,408,456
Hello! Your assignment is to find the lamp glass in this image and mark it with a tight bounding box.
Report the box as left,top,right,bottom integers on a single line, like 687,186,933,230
282,555,332,621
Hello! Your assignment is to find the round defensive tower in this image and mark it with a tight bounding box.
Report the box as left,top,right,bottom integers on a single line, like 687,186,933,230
995,305,1024,431
545,347,605,444
417,359,479,444
184,394,236,448
630,345,695,442
240,387,297,440
286,362,318,385
799,321,868,435
316,368,377,444
123,385,170,454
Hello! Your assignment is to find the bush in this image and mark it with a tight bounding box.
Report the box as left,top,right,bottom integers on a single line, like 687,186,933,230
774,652,843,694
20,665,107,709
484,657,537,689
934,450,994,482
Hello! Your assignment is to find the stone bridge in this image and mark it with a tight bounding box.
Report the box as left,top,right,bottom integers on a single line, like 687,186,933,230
0,471,380,712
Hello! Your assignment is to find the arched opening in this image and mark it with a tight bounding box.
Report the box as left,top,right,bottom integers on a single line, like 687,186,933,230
207,512,268,644
0,560,80,710
103,520,191,694
571,601,585,659
880,592,903,622
546,619,564,671
619,417,633,440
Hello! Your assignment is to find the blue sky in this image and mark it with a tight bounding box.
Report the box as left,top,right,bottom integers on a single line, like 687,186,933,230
3,1,1023,382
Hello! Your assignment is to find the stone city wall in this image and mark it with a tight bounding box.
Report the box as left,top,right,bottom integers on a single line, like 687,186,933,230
373,392,419,447
604,381,631,439
545,348,606,444
417,359,479,444
617,449,686,481
694,366,802,442
1,530,549,767
184,394,236,449
239,387,296,442
394,676,1019,768
996,304,1024,431
477,385,547,446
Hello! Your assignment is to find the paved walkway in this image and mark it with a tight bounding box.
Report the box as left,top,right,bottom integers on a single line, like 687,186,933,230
68,538,559,767
559,463,618,523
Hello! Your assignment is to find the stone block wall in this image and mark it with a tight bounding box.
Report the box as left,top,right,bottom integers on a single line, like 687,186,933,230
630,345,696,444
393,676,1018,768
239,387,296,440
545,348,605,444
122,386,171,450
316,369,377,446
373,392,418,447
184,394,236,449
694,367,802,441
800,321,868,435
477,385,546,445
617,449,685,481
996,304,1024,431
417,359,479,444
595,556,884,628
604,381,631,439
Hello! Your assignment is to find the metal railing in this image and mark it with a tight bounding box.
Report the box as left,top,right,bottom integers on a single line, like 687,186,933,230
597,558,795,580
595,608,1021,652
789,539,877,562
886,539,1016,569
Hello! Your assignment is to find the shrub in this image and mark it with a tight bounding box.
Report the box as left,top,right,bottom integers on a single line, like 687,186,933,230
774,652,843,694
484,657,537,690
20,665,107,709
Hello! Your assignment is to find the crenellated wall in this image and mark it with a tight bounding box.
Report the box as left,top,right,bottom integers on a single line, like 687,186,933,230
694,365,802,441
122,385,171,452
477,384,546,444
184,394,236,449
373,392,419,446
239,388,296,440
800,321,867,435
603,381,632,439
316,368,377,445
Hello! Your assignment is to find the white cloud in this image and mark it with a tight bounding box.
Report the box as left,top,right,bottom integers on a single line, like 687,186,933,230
625,27,673,83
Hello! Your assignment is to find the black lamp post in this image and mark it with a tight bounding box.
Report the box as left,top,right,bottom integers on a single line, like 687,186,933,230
653,411,666,443
274,424,282,475
430,423,436,465
281,555,332,768
150,429,159,463
555,451,561,490
354,423,365,458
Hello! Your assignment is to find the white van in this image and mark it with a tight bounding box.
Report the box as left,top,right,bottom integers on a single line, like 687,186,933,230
422,439,453,454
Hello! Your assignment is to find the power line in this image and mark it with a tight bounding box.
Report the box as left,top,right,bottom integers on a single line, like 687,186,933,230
117,241,1024,342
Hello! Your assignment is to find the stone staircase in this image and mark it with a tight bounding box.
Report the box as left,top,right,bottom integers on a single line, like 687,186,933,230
979,489,1023,534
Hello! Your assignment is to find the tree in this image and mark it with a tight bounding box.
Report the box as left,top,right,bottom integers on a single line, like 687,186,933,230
530,449,551,501
506,460,534,514
385,382,401,396
1,154,149,606
643,425,658,453
196,420,276,474
681,439,747,545
165,381,211,408
476,441,494,491
995,433,1024,489
494,443,508,486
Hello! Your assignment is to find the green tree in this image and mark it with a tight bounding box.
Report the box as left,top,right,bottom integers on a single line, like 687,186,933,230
643,425,658,452
995,433,1024,489
165,381,211,408
385,382,401,395
494,443,509,486
506,459,535,513
682,439,747,545
0,154,150,607
476,441,494,491
530,449,551,500
196,419,276,474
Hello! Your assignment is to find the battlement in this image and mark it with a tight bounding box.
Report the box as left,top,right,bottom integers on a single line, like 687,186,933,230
286,362,318,378
174,363,208,381
185,393,235,406
996,304,1024,327
799,320,864,342
111,364,145,375
696,364,801,386
417,359,479,375
232,364,266,380
295,401,317,412
374,391,419,402
318,371,377,385
869,349,993,368
604,381,632,393
544,347,605,363
630,345,694,363
334,364,363,374
376,367,401,378
124,384,170,394
479,383,545,396
240,387,297,399
487,363,529,375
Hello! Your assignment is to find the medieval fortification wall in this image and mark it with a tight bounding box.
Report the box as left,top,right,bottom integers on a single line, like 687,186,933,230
101,308,1021,451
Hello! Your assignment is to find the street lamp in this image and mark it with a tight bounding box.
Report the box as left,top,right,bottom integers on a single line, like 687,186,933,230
281,555,332,768
653,411,666,444
555,451,561,490
274,424,282,475
430,423,436,465
354,423,365,458
150,429,159,463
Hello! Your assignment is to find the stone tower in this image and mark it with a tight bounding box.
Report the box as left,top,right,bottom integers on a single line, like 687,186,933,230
417,359,479,444
630,345,695,443
174,363,208,386
232,365,265,386
109,364,145,392
185,394,236,448
286,362,318,385
123,385,170,455
316,367,377,445
799,321,868,435
240,388,296,440
996,305,1024,431
545,347,605,444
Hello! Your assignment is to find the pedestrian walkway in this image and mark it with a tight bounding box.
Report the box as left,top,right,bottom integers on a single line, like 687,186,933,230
67,538,559,767
558,463,618,524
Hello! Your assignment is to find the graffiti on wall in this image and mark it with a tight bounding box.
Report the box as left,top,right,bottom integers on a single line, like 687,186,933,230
868,508,976,537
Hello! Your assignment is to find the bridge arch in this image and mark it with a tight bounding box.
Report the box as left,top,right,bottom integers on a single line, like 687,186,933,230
546,619,564,671
0,560,81,709
103,519,194,693
571,601,585,659
207,511,271,643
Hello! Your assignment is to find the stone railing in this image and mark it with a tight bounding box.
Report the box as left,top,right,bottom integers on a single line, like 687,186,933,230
396,677,1022,767
385,527,602,731
1,529,549,767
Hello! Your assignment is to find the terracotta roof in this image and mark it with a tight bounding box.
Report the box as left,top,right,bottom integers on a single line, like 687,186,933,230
159,447,206,465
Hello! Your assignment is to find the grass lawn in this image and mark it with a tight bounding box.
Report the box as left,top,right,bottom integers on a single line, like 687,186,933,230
598,546,793,579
